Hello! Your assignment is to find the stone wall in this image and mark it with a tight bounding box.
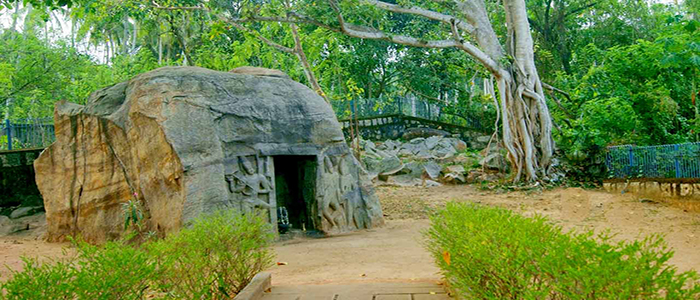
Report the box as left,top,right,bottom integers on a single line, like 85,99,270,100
339,114,488,148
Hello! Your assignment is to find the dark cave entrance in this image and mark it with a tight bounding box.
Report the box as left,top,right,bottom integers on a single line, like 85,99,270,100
273,155,317,234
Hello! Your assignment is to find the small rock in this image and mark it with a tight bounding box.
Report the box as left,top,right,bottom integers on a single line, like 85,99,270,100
434,146,457,159
453,139,467,151
378,156,404,176
424,180,442,187
446,165,466,174
389,174,423,186
416,149,436,160
476,135,491,143
423,161,442,180
401,162,424,177
424,136,442,150
443,173,466,184
480,152,508,171
10,206,42,219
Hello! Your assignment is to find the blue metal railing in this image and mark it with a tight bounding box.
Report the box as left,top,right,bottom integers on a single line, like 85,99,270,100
1,118,55,151
605,143,700,180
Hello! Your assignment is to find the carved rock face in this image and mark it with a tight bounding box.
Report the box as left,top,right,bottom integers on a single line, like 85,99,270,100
34,66,383,243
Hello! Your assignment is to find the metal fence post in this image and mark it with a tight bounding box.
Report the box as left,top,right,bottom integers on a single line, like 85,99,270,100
5,119,12,150
674,144,681,178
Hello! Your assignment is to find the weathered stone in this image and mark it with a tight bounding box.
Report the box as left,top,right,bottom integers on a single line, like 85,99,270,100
0,215,10,235
387,174,423,187
378,156,404,176
365,154,404,178
443,173,466,184
415,149,436,160
230,66,289,79
9,206,42,219
35,66,383,243
480,152,508,172
453,139,467,152
377,140,401,151
401,161,424,177
446,165,466,174
423,161,442,180
476,135,491,143
471,135,492,149
424,136,442,150
0,213,46,237
424,179,442,187
434,144,457,159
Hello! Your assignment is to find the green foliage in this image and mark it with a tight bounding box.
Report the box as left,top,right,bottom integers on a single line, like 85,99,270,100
0,210,275,299
551,16,700,182
146,210,275,298
425,203,700,299
0,240,155,300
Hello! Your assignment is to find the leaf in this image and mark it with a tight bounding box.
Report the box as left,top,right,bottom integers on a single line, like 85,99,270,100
442,250,451,266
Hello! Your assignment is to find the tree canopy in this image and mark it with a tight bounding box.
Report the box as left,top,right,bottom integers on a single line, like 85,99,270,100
0,0,698,182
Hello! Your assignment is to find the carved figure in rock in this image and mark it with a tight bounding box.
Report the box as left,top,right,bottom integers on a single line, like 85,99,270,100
230,156,273,217
339,156,362,229
319,155,344,230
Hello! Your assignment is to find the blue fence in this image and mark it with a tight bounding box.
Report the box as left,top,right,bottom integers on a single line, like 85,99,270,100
605,143,700,180
1,118,55,151
332,96,488,131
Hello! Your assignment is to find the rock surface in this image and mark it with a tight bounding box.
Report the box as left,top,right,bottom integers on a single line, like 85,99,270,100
9,206,42,219
358,136,509,186
35,66,383,243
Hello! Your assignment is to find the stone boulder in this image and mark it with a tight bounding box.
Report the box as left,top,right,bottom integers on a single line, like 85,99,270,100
34,66,383,243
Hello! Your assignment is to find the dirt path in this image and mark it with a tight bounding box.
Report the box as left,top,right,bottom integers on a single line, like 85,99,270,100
0,239,72,281
1,185,699,285
268,219,440,286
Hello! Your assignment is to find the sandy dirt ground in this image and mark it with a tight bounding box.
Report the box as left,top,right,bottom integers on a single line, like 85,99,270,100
1,185,699,285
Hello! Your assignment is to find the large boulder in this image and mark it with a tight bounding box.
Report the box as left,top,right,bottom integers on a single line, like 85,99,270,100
34,66,383,242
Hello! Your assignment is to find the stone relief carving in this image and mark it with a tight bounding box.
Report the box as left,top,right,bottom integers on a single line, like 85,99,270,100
225,155,277,225
319,156,344,230
319,153,366,232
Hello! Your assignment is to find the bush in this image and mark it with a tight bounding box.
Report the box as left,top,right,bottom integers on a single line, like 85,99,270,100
0,210,274,299
424,203,700,299
147,210,275,298
0,240,155,300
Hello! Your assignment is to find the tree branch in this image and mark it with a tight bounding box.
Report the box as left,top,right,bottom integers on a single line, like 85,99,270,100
564,2,597,18
542,82,575,121
231,23,295,53
364,0,475,34
328,0,502,76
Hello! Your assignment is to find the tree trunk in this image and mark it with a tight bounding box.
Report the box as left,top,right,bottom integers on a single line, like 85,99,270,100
491,0,554,181
158,35,163,64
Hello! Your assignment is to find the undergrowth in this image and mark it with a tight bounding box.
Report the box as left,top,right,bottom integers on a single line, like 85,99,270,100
425,203,700,299
0,210,275,299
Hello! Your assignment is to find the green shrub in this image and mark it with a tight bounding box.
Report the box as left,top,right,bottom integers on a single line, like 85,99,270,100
425,203,700,299
0,210,275,299
0,240,155,300
147,210,275,298
0,257,76,299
